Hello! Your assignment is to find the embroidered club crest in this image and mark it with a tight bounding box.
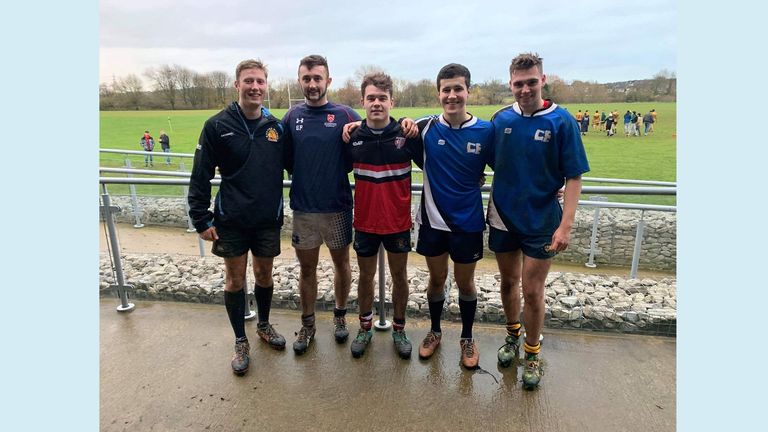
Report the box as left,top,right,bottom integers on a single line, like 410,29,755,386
394,137,406,149
327,114,335,123
266,127,279,142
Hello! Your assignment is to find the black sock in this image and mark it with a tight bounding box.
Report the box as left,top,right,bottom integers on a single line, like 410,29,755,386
224,289,246,340
393,317,406,332
459,297,477,339
333,307,347,318
427,299,444,333
254,283,273,324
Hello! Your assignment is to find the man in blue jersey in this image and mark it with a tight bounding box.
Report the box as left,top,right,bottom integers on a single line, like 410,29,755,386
488,53,590,389
282,55,362,355
188,59,289,376
410,64,495,370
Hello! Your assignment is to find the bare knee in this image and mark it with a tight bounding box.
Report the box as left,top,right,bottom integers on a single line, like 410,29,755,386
224,274,245,292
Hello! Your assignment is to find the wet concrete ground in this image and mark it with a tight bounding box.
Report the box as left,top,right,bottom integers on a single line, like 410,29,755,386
101,299,675,431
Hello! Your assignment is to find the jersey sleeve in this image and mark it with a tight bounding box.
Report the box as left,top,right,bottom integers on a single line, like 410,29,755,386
558,114,590,179
407,117,431,169
484,122,496,170
187,119,218,232
281,112,294,176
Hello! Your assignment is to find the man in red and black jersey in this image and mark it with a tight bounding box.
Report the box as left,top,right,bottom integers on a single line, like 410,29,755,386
344,72,419,359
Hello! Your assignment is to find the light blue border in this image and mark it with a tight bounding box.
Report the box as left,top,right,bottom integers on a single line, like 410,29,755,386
1,1,98,430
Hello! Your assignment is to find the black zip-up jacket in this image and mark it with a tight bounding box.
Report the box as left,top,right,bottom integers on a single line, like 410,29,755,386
188,102,291,232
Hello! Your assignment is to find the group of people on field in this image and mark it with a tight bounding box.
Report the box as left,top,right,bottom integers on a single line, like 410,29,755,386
573,108,657,137
139,129,171,166
186,53,590,391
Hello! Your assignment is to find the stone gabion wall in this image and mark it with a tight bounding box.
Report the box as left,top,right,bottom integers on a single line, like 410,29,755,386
99,253,676,337
105,195,676,271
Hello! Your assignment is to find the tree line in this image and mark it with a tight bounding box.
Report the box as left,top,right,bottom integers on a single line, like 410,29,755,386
99,64,675,111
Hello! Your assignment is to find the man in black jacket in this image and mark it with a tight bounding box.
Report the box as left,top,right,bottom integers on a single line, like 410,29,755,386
188,59,291,376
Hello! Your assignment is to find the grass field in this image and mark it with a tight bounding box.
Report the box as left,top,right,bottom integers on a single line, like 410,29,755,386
100,102,676,205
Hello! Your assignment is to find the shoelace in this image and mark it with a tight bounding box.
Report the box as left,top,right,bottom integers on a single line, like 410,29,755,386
296,327,312,342
235,341,249,356
422,332,438,347
394,330,409,343
334,317,347,329
462,340,475,357
354,328,369,341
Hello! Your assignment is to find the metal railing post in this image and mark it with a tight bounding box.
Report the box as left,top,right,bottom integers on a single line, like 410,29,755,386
585,196,607,268
124,159,144,228
629,210,646,279
178,161,206,257
100,184,135,312
243,262,256,321
374,244,392,330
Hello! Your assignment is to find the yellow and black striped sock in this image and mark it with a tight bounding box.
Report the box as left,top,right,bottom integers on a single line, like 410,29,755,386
506,322,522,338
524,341,541,359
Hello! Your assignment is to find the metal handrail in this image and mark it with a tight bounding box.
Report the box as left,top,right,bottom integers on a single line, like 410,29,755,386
100,148,676,186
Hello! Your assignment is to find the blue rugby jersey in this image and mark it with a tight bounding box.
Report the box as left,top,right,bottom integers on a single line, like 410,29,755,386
487,101,590,235
283,102,362,213
412,114,494,233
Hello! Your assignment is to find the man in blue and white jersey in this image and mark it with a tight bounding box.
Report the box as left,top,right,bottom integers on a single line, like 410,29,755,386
409,63,495,370
489,53,590,390
282,55,362,355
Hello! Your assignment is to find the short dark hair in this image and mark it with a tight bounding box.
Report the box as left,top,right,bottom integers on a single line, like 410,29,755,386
299,54,329,76
360,72,393,97
235,59,268,80
436,63,471,90
509,52,543,75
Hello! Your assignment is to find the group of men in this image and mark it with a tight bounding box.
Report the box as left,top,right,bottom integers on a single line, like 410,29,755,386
622,109,657,136
574,108,657,137
187,53,589,391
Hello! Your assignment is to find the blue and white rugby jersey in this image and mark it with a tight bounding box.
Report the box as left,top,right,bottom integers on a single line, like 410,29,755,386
487,101,590,235
413,114,494,233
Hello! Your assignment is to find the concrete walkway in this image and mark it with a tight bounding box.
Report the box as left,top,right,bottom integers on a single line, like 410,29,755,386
101,299,675,431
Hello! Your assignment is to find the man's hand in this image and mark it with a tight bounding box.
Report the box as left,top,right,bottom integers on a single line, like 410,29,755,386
199,226,219,242
399,118,418,138
556,186,564,202
549,226,571,253
342,121,362,143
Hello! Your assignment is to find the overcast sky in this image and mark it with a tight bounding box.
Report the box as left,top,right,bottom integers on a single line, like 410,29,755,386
100,0,676,87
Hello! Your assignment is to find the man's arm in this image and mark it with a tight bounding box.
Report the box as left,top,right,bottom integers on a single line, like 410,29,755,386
187,121,218,239
549,176,582,252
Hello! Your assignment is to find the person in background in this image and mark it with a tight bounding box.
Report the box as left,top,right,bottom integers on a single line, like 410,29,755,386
140,130,154,167
159,130,171,165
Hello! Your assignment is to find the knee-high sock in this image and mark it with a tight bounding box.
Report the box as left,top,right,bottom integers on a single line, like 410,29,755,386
224,289,246,340
427,292,445,333
254,284,273,324
458,293,477,339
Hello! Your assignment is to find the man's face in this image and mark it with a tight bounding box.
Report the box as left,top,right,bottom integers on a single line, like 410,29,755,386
235,68,267,110
438,77,469,117
298,65,332,104
362,85,393,124
510,66,546,114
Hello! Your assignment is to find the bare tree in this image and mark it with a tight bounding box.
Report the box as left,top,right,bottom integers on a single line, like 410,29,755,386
174,65,195,107
207,71,232,107
113,74,144,110
190,73,212,109
145,65,178,109
354,64,386,83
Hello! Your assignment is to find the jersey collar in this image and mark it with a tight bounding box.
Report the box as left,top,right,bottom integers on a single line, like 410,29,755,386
439,113,478,129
